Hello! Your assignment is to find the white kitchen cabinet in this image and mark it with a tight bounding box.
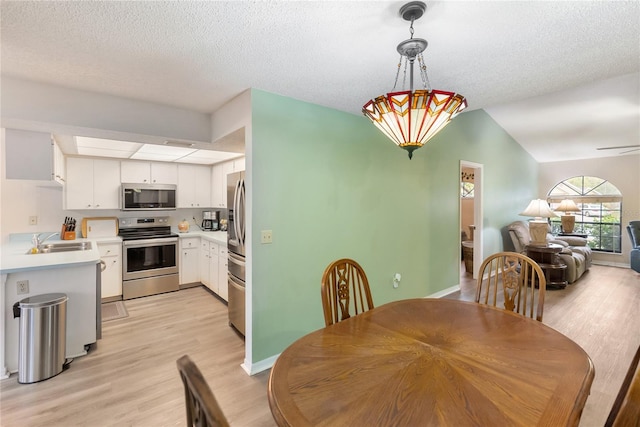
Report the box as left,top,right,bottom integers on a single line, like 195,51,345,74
199,240,211,288
199,239,224,297
53,140,66,184
121,161,178,184
178,164,211,208
4,129,65,185
210,163,225,208
66,157,121,209
211,159,242,208
209,243,220,295
233,157,245,172
98,242,122,299
218,244,228,301
180,237,200,285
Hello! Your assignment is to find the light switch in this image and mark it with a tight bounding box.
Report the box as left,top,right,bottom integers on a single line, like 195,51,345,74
261,230,273,244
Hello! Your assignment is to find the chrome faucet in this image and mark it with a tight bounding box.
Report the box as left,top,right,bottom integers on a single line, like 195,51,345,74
34,232,60,247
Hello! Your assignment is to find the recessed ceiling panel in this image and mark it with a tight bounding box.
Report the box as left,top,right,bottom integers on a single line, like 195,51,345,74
75,136,142,154
175,152,241,165
75,147,134,159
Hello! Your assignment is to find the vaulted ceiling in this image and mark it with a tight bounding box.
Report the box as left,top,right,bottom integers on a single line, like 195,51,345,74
1,1,638,162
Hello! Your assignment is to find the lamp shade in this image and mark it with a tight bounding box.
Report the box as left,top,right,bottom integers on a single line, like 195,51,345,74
555,199,580,233
362,90,467,159
519,199,558,219
556,199,580,213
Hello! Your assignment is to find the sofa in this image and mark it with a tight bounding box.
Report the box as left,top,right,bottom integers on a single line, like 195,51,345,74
508,220,592,284
628,221,640,273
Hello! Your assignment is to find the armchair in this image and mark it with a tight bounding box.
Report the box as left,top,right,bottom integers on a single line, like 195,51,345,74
628,221,640,273
507,221,592,284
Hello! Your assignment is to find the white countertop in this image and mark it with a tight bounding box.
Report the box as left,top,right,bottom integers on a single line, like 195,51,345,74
1,230,226,274
0,235,110,274
175,229,227,245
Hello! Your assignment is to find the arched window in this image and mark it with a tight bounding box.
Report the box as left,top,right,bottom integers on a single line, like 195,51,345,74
547,176,622,253
461,170,474,198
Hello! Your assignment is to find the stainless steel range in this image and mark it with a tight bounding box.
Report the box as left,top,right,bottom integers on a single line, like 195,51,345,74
118,216,179,300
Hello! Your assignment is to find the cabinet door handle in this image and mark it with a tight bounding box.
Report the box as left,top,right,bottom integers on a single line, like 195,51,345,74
100,260,107,272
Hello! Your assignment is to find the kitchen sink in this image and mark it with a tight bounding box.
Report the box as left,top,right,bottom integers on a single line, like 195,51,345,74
28,241,93,254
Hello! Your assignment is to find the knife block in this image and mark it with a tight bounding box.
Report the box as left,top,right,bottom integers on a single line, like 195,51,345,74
61,224,76,240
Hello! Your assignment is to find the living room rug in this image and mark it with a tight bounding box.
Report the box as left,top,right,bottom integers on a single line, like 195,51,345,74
101,301,129,322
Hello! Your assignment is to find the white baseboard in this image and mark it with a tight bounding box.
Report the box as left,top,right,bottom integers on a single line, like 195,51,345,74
243,353,280,376
592,260,630,269
428,284,461,299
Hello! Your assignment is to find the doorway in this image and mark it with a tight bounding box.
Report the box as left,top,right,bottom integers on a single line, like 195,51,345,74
460,161,483,280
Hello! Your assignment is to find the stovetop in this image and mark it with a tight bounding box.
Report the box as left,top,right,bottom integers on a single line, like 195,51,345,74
118,216,178,240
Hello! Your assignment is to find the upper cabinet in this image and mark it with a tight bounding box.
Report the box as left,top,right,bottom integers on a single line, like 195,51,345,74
211,157,244,208
177,164,211,208
121,161,177,184
5,129,65,185
233,157,245,172
53,140,66,184
66,157,121,209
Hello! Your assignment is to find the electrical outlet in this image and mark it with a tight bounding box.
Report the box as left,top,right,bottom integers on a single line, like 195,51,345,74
29,216,38,225
261,230,273,244
393,273,401,289
17,280,29,295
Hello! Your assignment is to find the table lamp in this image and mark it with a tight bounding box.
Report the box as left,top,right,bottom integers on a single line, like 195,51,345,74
519,199,558,246
555,199,580,233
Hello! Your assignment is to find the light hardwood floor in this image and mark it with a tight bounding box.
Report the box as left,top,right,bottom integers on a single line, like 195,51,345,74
1,265,639,426
452,263,640,427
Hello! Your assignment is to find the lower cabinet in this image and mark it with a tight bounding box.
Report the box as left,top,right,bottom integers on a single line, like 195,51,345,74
199,240,211,288
209,246,220,295
218,245,228,301
180,237,228,300
180,237,200,285
99,242,122,299
195,238,227,301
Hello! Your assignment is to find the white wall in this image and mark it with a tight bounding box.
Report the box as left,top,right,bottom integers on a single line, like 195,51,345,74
539,154,640,267
1,77,211,144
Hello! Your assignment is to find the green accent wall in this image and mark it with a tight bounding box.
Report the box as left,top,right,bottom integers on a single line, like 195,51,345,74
250,89,538,363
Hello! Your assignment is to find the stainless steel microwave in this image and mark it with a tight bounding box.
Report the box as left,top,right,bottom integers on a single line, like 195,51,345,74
121,183,177,210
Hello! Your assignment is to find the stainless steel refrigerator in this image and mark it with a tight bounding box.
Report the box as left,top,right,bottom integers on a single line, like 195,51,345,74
227,171,246,336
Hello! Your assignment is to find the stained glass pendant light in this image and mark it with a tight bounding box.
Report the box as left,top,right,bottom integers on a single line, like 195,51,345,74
362,1,467,159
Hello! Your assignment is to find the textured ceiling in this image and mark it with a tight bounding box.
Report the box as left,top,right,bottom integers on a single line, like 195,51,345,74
1,1,639,162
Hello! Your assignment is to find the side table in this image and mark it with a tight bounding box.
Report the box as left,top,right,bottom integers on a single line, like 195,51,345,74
526,244,568,289
462,241,473,274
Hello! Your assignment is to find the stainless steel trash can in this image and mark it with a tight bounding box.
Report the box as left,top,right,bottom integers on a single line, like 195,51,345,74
16,293,68,384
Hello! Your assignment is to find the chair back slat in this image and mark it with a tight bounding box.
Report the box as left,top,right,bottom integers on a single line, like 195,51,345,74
321,258,374,327
605,344,640,427
177,355,230,427
475,252,546,322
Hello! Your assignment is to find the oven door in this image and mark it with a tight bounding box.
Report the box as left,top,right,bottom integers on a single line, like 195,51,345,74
122,237,178,281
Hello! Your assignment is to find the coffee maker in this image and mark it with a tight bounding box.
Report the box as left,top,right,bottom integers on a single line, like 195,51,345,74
202,211,220,231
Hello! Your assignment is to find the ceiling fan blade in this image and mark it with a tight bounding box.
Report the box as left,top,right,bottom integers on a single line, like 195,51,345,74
596,145,640,150
620,148,640,154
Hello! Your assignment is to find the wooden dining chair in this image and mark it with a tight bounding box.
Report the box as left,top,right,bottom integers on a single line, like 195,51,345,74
321,258,374,327
176,355,230,427
475,251,546,322
605,344,640,427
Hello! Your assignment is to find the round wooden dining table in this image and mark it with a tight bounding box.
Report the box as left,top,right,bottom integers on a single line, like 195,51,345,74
268,298,594,427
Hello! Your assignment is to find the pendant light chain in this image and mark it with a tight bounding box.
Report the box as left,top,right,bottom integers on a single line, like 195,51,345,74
417,53,431,90
361,1,467,159
392,55,403,91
